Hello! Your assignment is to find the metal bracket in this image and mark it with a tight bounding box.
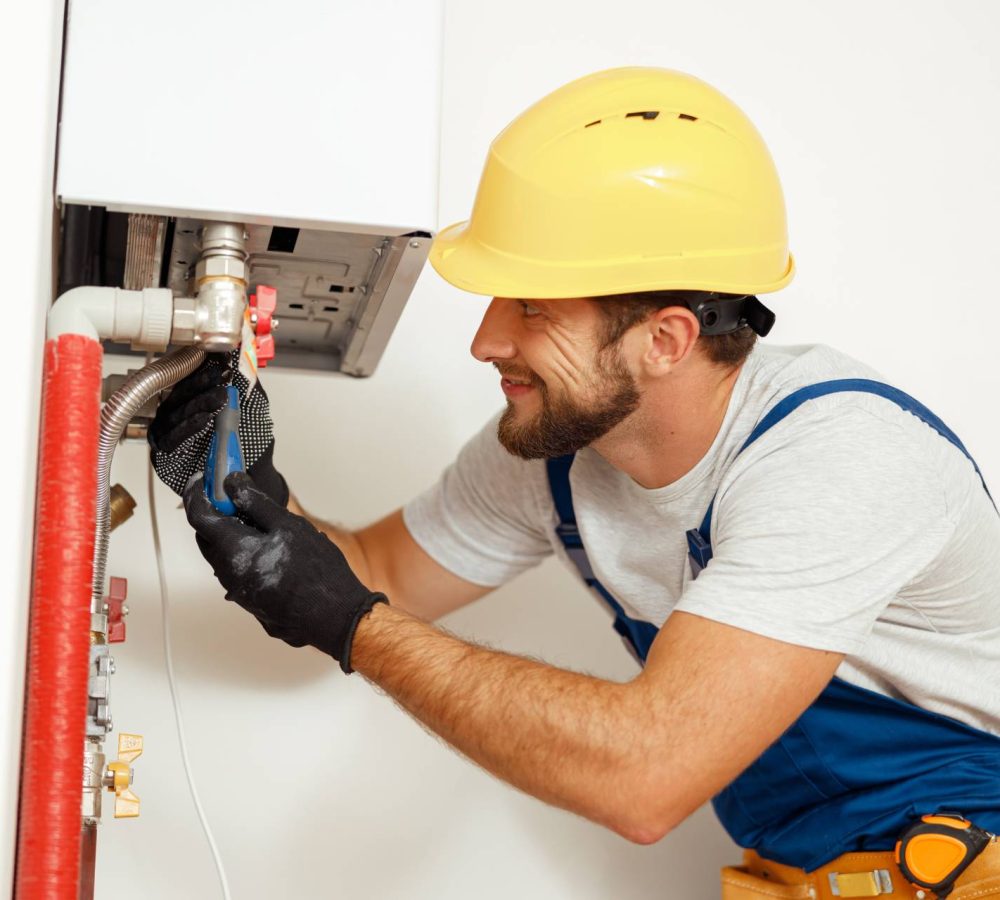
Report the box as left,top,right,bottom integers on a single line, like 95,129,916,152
86,644,115,738
828,869,894,897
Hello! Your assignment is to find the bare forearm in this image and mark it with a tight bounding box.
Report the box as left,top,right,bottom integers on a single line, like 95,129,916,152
351,603,663,840
286,503,488,621
288,495,374,586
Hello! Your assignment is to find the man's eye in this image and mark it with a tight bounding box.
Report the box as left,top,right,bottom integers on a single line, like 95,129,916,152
520,302,542,317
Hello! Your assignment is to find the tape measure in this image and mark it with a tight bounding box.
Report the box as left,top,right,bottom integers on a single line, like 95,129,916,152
895,813,992,898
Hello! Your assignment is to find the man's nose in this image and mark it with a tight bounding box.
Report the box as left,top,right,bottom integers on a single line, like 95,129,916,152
471,298,518,363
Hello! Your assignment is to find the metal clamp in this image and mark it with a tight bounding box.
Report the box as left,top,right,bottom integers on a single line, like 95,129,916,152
86,644,115,738
828,869,894,897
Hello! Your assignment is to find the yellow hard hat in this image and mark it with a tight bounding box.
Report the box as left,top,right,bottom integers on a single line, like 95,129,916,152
430,67,794,299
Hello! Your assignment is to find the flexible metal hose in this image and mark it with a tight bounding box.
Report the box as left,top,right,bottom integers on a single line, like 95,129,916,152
91,346,205,605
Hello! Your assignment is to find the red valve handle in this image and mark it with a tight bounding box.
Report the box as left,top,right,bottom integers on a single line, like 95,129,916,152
249,285,277,367
106,576,128,643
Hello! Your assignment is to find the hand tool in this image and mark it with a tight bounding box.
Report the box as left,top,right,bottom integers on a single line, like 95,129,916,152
204,384,244,515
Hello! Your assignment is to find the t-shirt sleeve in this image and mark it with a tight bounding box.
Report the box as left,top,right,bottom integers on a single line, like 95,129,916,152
674,403,956,654
403,413,554,587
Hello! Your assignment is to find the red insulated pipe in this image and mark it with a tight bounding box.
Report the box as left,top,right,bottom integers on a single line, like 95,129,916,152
16,333,103,899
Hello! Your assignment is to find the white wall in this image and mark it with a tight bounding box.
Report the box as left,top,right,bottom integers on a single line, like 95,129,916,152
0,0,65,891
91,1,1000,898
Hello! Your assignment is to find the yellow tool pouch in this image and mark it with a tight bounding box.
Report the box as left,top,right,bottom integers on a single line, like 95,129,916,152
721,844,1000,900
720,864,813,898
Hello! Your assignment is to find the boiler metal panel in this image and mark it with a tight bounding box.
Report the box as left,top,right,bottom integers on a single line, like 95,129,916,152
56,0,442,231
78,210,431,376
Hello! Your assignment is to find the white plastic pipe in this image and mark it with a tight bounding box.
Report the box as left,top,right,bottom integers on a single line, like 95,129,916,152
47,286,174,351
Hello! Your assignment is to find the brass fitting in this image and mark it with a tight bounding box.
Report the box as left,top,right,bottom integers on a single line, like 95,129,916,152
109,484,136,532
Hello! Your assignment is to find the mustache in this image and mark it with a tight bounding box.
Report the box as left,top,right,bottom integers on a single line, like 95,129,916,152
494,363,544,387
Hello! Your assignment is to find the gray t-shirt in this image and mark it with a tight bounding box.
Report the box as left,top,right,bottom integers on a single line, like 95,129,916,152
404,343,1000,735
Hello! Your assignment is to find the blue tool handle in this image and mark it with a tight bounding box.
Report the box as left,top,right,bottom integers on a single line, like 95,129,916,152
204,385,245,515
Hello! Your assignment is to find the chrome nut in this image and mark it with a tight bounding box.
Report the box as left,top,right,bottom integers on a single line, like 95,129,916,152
198,222,247,253
195,255,247,283
171,296,197,345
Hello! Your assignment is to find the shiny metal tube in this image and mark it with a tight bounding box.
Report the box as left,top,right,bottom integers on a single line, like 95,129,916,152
91,347,205,605
193,222,248,352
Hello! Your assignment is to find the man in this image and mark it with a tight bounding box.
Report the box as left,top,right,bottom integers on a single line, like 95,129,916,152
151,68,1000,898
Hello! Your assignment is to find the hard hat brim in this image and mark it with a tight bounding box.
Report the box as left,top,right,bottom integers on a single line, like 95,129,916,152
430,219,795,300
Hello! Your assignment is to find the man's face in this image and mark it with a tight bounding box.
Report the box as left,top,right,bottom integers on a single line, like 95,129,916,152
470,297,640,459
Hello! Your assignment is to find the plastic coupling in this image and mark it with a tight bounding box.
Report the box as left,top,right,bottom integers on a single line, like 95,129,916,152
47,287,174,350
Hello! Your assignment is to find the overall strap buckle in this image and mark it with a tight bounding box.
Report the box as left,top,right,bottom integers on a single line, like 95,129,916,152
686,527,712,578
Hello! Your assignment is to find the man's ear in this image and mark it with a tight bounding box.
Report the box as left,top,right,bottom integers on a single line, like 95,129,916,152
639,306,701,377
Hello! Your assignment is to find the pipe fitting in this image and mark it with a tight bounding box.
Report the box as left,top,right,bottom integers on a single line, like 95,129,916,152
109,484,136,532
193,280,246,352
198,221,247,256
82,743,107,825
192,222,248,352
198,255,246,281
171,296,197,345
48,287,174,351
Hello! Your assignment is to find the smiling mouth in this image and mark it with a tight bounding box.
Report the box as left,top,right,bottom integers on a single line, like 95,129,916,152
501,376,536,397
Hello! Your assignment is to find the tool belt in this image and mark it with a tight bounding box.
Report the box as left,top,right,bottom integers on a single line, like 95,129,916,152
721,842,1000,899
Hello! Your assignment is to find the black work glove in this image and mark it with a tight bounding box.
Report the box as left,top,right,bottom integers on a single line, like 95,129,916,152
149,352,288,507
183,470,387,673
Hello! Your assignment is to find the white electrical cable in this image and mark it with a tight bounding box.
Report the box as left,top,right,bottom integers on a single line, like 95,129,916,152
148,461,233,900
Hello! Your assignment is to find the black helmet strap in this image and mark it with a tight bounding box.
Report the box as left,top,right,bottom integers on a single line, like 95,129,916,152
678,293,776,337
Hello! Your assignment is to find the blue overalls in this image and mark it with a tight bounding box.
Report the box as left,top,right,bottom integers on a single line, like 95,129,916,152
546,379,1000,872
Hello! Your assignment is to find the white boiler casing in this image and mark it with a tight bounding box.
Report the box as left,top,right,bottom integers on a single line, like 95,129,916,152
58,0,442,231
56,0,444,374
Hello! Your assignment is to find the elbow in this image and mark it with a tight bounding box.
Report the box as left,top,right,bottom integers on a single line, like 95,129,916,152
611,813,675,846
48,285,180,352
616,823,670,846
602,777,684,846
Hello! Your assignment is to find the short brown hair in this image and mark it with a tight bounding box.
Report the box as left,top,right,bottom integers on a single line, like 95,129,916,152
592,291,758,367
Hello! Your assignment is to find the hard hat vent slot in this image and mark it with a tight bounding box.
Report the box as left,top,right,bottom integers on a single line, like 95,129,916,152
626,111,660,120
678,113,698,121
585,119,602,128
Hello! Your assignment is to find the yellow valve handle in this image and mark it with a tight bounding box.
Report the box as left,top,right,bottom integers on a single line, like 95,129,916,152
107,733,143,819
117,732,143,763
114,788,140,819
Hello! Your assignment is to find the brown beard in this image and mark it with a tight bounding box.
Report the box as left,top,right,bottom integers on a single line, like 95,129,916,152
497,346,640,459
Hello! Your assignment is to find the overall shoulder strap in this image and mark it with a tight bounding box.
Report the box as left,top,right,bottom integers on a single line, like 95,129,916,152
546,453,596,580
686,378,996,577
546,454,659,660
547,454,579,531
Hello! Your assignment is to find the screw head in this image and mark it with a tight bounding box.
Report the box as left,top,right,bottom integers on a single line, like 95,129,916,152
409,240,421,249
